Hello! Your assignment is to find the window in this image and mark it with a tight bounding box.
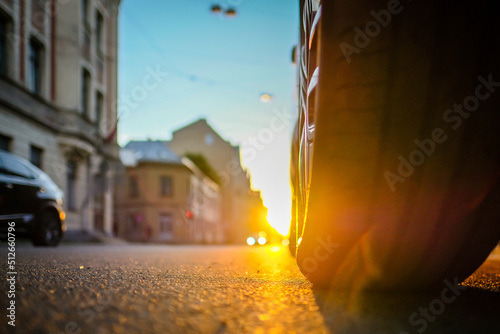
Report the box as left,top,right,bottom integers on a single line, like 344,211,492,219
93,173,103,197
81,69,91,117
205,133,214,146
160,176,173,196
66,160,77,211
0,13,8,76
95,11,103,56
31,0,45,32
95,91,103,131
129,175,139,198
30,145,43,169
81,0,88,25
0,134,11,152
28,39,43,94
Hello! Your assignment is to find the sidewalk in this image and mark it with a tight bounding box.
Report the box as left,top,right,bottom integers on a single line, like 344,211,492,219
62,230,128,245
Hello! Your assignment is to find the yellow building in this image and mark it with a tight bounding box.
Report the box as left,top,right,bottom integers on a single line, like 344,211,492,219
117,140,223,243
169,119,268,244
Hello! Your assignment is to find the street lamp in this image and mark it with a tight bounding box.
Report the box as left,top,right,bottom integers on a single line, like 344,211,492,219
210,3,238,17
210,4,222,14
225,8,237,17
260,94,272,102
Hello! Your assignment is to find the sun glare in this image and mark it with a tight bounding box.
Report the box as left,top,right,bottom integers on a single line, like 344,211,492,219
239,117,294,238
265,193,292,236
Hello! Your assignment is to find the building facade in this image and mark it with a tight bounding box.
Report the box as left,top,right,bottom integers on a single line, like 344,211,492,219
0,0,120,235
117,140,223,244
169,119,268,244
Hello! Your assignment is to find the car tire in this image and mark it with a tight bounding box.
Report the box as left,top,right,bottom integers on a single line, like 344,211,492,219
294,0,500,290
288,124,301,258
31,211,62,247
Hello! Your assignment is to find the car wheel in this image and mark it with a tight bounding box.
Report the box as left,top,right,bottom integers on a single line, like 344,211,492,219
288,124,301,258
295,0,500,290
32,211,62,247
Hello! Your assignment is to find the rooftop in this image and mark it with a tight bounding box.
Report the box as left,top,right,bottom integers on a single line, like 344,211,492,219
122,140,182,165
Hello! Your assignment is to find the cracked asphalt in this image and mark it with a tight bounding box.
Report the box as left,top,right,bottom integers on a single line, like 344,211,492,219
1,244,499,334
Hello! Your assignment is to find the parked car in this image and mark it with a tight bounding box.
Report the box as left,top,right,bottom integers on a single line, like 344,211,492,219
291,0,500,290
0,150,66,246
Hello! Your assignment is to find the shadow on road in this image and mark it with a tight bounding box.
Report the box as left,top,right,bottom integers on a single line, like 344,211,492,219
312,286,499,334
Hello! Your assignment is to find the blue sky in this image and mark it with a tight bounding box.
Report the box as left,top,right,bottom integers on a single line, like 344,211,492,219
118,0,299,234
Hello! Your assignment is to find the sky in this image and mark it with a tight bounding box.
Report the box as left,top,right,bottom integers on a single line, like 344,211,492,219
117,0,299,235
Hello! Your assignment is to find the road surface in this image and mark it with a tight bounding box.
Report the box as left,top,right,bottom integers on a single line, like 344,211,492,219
1,244,499,333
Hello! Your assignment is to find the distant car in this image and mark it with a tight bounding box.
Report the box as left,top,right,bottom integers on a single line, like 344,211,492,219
247,232,267,246
0,150,66,246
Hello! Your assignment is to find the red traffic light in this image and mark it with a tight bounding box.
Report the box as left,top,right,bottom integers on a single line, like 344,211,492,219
186,210,193,219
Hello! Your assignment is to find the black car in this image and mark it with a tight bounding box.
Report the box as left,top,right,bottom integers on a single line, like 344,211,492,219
290,0,500,290
0,150,66,246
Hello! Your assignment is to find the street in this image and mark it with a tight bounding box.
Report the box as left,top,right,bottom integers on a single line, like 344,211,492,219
1,244,499,334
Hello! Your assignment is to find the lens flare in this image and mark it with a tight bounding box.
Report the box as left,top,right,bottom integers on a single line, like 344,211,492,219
270,246,281,252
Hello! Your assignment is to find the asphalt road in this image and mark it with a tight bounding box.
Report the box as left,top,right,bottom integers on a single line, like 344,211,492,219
1,243,499,334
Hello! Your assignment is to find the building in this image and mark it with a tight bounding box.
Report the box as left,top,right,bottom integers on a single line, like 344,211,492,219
169,118,268,244
117,140,223,244
0,0,120,235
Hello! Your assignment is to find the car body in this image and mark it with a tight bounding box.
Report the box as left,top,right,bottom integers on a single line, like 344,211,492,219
0,150,66,246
